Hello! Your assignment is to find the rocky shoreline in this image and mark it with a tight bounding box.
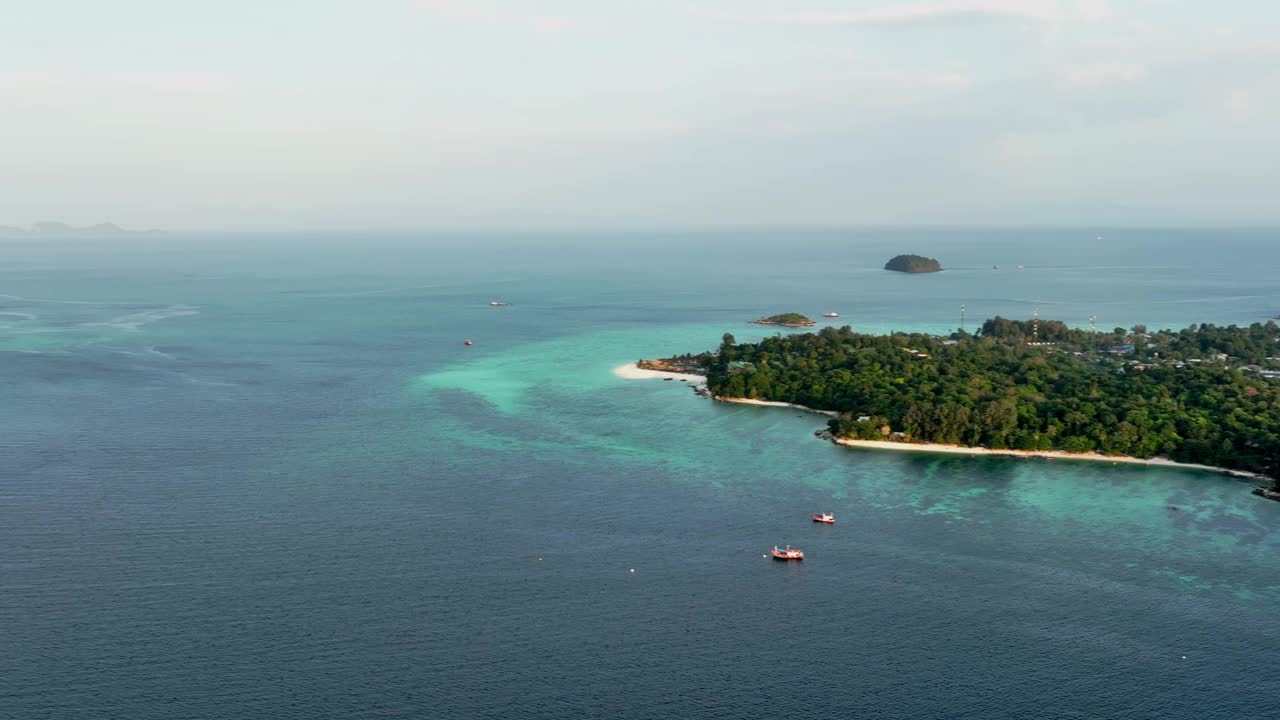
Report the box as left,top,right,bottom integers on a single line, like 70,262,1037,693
752,319,816,327
1252,487,1280,502
636,356,710,375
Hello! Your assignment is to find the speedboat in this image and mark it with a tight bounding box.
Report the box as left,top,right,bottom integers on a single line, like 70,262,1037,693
488,301,510,307
771,545,804,561
811,513,835,524
822,312,839,318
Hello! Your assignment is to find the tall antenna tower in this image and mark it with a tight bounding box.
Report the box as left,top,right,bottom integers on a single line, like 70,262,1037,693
960,304,966,333
1089,315,1097,333
1033,306,1040,343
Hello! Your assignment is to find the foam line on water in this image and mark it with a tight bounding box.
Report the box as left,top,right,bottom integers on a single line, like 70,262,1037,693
86,305,200,332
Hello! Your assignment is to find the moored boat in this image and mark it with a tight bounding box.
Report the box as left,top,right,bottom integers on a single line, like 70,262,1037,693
811,513,835,524
822,312,839,318
771,545,804,560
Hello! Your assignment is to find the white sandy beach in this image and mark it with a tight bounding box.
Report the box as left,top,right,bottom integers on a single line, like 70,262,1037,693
833,438,1264,479
713,396,840,417
613,364,837,417
612,362,706,383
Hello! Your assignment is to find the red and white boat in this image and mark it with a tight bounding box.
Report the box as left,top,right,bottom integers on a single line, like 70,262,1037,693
771,545,804,561
811,513,835,524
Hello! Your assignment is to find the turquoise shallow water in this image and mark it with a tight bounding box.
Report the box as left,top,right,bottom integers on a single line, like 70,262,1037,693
2,229,1279,719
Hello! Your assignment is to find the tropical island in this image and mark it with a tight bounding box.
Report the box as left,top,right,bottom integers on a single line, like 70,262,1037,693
642,318,1280,495
884,254,943,273
753,313,816,327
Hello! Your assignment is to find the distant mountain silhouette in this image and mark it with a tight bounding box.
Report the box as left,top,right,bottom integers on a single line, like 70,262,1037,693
0,222,162,237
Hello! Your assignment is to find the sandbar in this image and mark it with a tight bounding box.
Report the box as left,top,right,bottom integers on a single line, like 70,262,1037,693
612,362,706,383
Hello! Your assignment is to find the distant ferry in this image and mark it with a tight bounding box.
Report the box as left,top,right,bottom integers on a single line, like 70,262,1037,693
489,301,510,307
822,312,839,318
811,513,835,524
771,545,804,561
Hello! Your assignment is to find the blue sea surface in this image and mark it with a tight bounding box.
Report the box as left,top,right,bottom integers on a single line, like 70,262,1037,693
2,228,1278,719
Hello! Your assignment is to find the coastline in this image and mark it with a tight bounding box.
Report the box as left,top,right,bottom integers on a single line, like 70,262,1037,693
831,437,1266,480
613,364,1269,485
713,396,839,417
612,362,706,383
613,365,834,417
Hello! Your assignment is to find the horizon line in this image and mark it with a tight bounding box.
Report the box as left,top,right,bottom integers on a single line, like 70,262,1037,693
5,222,1280,236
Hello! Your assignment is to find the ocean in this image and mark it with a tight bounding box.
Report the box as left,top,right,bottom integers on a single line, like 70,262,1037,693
2,228,1278,719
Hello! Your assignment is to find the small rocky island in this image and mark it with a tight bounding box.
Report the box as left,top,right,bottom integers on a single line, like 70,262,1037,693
884,254,943,273
753,313,816,327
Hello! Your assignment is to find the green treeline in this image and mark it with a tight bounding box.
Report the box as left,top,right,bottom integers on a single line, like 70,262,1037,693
704,319,1280,480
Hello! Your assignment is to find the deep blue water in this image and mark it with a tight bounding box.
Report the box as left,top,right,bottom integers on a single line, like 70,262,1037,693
2,228,1279,719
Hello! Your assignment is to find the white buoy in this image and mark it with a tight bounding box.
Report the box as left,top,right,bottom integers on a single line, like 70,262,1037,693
1181,655,1187,659
629,568,635,573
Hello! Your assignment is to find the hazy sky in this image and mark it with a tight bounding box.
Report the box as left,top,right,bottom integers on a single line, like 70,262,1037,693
3,1,1278,229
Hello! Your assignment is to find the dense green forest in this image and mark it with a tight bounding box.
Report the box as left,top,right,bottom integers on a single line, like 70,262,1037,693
884,254,943,273
702,319,1280,483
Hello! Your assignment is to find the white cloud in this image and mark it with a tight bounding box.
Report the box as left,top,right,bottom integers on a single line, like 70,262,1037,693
1222,87,1255,116
1219,73,1280,119
0,69,237,99
677,0,1108,27
1073,0,1111,21
414,0,607,32
1057,63,1148,91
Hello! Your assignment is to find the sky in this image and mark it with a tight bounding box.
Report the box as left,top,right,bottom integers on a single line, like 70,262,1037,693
2,0,1278,229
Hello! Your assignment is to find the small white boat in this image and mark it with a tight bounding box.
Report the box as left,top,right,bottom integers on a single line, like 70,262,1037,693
822,312,839,318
